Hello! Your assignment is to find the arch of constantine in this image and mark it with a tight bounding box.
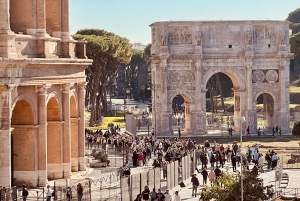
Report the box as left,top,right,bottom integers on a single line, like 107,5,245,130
150,21,292,136
0,0,92,187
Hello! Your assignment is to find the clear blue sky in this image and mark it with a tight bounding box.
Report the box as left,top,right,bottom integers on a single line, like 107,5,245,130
70,0,299,45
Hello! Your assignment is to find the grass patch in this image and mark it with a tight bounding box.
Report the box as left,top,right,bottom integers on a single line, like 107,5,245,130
88,116,126,130
85,110,91,115
290,85,300,93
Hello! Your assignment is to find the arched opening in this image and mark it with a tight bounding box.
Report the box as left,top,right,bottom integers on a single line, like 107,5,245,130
10,0,35,34
46,0,61,37
70,96,79,171
170,94,191,135
256,93,275,134
11,99,37,186
47,97,63,179
205,73,235,132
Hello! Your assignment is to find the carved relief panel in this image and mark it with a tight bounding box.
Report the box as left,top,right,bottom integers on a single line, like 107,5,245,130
167,70,195,90
168,26,193,45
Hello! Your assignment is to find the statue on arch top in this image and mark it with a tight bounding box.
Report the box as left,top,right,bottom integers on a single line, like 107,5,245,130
161,27,168,46
195,31,202,46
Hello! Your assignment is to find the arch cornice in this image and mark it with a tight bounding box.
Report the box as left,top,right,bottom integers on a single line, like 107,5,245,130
11,94,38,125
202,66,246,90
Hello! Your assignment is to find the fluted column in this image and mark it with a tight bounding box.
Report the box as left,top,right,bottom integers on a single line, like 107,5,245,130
0,85,12,187
37,85,48,186
78,83,86,171
62,84,71,178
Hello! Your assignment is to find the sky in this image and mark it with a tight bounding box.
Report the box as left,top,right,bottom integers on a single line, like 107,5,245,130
69,0,299,45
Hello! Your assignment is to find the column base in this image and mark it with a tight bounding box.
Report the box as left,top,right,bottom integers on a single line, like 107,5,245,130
38,170,48,187
78,157,86,171
63,163,72,178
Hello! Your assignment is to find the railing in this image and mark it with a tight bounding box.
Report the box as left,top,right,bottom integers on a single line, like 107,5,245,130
278,188,300,197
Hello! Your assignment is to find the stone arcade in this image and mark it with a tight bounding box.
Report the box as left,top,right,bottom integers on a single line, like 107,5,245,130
0,0,92,187
150,21,292,136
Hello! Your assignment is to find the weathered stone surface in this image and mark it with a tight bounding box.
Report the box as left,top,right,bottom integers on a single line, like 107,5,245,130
150,21,292,136
0,0,92,187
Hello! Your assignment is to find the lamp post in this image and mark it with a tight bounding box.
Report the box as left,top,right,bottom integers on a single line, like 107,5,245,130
237,116,246,201
124,99,126,122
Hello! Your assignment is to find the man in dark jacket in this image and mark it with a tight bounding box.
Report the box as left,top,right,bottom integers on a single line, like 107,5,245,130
191,174,199,197
201,167,208,185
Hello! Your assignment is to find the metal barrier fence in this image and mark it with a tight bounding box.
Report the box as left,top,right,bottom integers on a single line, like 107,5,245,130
2,152,194,201
277,188,300,197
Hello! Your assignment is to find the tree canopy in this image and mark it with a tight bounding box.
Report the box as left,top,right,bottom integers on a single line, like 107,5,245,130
73,28,132,126
287,8,300,34
203,167,268,201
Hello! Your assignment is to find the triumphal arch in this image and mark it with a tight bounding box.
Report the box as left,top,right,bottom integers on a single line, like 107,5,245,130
150,20,292,136
0,0,92,187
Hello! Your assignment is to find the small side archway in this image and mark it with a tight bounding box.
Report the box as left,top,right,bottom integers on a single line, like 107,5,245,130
254,92,277,133
169,93,192,135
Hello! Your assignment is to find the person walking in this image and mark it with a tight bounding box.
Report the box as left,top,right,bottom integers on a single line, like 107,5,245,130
232,155,237,171
46,185,52,201
173,191,181,201
208,168,216,186
66,187,72,201
150,188,157,201
201,168,208,185
22,184,29,201
191,174,199,197
141,186,150,201
214,166,221,185
77,183,83,201
12,186,18,201
155,189,165,201
164,189,172,201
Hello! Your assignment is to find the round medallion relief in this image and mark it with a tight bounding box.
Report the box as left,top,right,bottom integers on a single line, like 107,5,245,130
252,70,265,83
265,70,278,83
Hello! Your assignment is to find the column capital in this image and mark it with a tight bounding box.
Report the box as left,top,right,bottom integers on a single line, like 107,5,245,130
0,84,14,93
36,84,51,94
62,84,71,91
77,82,86,89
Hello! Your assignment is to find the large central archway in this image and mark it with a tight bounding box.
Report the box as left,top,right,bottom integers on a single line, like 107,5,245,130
150,20,291,136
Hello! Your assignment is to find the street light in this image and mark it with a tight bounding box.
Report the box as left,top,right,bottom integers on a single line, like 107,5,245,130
237,116,246,201
124,99,126,122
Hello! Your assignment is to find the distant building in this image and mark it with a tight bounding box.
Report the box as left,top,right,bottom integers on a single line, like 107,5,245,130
131,42,147,50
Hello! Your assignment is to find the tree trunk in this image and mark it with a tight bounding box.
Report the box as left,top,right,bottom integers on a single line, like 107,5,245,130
216,73,226,112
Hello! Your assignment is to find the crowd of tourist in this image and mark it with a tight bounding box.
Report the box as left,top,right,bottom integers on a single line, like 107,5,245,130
84,124,281,200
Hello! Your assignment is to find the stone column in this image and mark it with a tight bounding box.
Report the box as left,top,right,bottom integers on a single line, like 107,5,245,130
78,83,86,171
35,0,47,58
0,85,12,187
246,65,256,134
37,85,48,186
62,84,71,178
0,0,10,31
0,0,17,58
61,0,72,58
